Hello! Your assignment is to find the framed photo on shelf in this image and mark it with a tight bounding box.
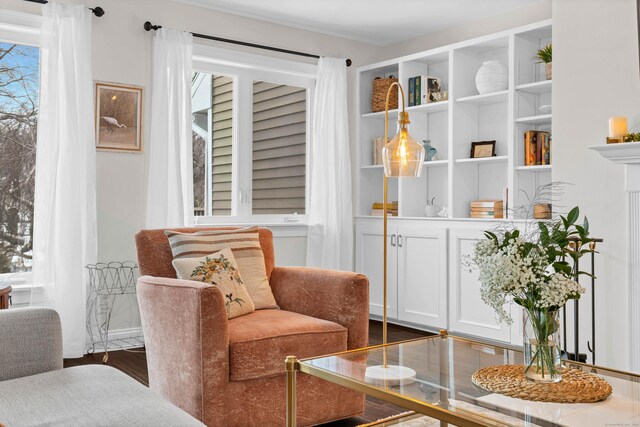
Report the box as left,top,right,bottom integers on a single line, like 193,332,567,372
95,82,143,152
470,140,496,158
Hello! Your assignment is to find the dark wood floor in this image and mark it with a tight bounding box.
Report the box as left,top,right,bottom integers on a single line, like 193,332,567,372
64,320,432,426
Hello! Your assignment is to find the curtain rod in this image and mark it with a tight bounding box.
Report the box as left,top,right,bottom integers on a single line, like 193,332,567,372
23,0,105,16
143,21,351,67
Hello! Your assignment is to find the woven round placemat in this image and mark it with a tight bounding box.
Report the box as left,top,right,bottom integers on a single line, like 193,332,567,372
472,365,612,403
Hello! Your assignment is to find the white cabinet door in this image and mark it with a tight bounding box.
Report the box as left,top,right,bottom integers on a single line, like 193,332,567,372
355,221,398,319
449,228,511,342
397,225,448,329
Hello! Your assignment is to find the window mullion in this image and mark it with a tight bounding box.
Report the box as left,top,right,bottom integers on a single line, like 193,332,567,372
234,73,253,218
206,105,213,216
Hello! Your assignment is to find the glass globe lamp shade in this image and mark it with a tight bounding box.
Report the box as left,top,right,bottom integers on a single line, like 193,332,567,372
382,112,425,177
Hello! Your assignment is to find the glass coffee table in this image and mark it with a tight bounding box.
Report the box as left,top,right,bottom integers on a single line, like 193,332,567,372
285,331,640,427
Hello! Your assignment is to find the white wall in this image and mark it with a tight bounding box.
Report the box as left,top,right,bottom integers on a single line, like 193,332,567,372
0,0,379,333
373,0,551,62
553,0,639,371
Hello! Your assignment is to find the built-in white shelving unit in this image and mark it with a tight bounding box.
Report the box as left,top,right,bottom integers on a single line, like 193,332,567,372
356,20,552,221
355,20,552,344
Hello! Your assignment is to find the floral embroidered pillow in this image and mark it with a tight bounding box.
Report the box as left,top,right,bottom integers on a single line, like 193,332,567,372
172,247,255,319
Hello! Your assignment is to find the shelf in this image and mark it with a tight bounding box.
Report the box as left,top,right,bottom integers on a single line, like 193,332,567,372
362,160,448,170
361,109,398,120
456,90,508,106
515,114,552,124
361,102,447,119
361,160,448,171
516,80,552,94
515,165,552,172
355,215,525,223
406,100,449,114
455,155,508,165
423,159,448,167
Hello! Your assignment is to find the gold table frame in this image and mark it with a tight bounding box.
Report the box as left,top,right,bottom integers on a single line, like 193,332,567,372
284,330,640,427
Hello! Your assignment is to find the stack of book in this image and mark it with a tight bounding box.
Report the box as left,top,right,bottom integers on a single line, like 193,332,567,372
371,201,398,216
524,130,551,166
408,76,442,106
470,200,504,219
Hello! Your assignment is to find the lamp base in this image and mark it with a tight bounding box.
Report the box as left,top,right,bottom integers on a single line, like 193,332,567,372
365,365,417,386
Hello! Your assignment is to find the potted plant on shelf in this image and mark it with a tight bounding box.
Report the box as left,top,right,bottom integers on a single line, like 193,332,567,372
537,44,552,80
468,206,593,383
425,197,441,217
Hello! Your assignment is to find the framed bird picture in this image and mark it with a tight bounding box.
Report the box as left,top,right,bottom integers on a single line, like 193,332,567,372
95,82,143,152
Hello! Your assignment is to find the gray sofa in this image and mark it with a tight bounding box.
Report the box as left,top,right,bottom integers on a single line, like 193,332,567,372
0,307,204,427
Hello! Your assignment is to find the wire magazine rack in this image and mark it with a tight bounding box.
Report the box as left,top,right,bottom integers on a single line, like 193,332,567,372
85,261,142,363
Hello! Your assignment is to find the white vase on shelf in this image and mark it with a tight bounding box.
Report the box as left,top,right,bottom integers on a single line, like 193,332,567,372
475,61,508,94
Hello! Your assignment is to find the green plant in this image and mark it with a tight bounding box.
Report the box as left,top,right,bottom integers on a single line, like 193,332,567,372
426,197,436,206
536,44,552,64
625,132,640,142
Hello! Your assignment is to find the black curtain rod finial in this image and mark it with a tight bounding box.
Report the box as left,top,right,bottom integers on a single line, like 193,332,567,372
144,21,162,31
90,7,105,17
346,59,352,67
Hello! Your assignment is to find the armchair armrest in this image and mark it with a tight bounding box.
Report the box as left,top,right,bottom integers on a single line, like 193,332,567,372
136,276,229,423
0,307,63,381
269,267,369,349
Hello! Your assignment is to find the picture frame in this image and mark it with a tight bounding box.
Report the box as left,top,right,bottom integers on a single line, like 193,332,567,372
95,82,143,152
470,140,496,158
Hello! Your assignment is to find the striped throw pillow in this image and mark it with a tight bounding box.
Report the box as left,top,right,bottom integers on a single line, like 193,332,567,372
164,226,278,309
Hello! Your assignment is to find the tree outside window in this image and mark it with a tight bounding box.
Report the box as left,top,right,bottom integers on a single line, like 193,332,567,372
0,43,39,273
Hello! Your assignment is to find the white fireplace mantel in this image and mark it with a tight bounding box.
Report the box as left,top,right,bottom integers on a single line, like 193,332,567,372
590,142,640,372
591,142,640,164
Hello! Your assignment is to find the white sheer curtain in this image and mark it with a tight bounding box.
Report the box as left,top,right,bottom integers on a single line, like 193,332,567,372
145,29,194,228
306,57,353,271
32,2,97,358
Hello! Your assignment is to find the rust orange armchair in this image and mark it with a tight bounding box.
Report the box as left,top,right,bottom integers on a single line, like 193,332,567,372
134,227,369,427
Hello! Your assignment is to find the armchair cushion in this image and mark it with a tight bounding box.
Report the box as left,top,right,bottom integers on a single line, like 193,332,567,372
173,248,256,319
228,309,347,381
165,226,278,310
270,267,369,350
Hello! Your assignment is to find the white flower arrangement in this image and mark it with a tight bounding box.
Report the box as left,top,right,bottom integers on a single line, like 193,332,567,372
467,206,592,324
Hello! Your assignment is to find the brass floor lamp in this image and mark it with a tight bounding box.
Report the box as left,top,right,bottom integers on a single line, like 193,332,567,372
364,82,425,386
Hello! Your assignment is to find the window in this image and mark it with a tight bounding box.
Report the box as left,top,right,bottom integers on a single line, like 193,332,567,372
191,49,314,223
192,73,234,216
252,81,306,215
0,42,39,273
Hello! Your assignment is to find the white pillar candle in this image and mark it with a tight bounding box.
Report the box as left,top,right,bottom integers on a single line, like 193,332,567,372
609,116,628,138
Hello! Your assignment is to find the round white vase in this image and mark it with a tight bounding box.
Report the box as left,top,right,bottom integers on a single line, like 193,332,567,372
475,61,508,94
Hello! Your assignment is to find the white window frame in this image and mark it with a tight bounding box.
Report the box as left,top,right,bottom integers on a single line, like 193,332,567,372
192,44,316,226
0,10,41,298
